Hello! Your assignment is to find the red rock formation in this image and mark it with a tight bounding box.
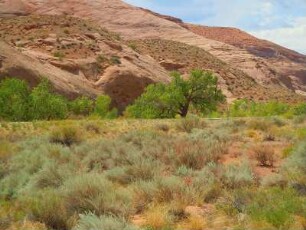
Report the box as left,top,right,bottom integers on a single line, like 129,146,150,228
0,0,305,104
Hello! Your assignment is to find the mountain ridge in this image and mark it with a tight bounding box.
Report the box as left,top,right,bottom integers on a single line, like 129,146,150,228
0,0,305,107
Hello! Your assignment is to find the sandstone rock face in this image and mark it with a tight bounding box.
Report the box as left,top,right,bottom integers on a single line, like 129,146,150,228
0,0,305,105
184,24,306,93
0,41,99,98
7,0,304,96
0,15,169,109
0,0,30,17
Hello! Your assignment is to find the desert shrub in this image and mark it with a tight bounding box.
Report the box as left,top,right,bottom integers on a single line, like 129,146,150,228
282,145,294,158
179,215,207,230
132,180,159,212
124,159,160,182
261,174,287,188
110,56,121,65
296,128,306,140
143,206,173,230
22,189,69,230
32,163,70,189
248,119,271,131
231,118,247,127
96,54,107,63
132,177,185,207
128,42,137,51
63,173,134,217
106,167,130,184
175,165,195,177
30,79,68,120
173,140,205,169
53,51,65,60
155,123,170,132
263,133,275,141
0,78,30,121
106,158,160,184
0,139,50,198
84,122,101,134
173,140,210,169
154,176,186,203
70,96,94,116
282,141,306,184
221,161,254,189
50,126,81,146
247,187,305,228
272,117,286,127
253,144,275,167
7,220,48,230
292,115,306,124
0,140,13,162
176,116,206,133
126,70,225,118
94,95,118,119
191,164,221,202
172,136,228,170
73,213,138,230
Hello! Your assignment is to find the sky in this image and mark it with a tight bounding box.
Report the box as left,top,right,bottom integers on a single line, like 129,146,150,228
124,0,306,54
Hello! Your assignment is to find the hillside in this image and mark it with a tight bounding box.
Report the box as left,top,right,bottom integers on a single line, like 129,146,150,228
0,15,169,110
0,0,305,108
132,39,303,103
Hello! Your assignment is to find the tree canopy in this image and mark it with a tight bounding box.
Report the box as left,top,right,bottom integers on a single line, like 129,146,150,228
126,70,225,118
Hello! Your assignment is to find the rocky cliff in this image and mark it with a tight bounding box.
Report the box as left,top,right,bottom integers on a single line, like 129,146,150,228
0,0,305,107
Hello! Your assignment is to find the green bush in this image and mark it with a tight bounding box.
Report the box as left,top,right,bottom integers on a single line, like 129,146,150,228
30,79,68,120
0,78,30,121
247,188,304,228
293,103,306,115
229,99,291,117
0,77,121,121
94,95,118,119
70,96,94,116
73,213,138,230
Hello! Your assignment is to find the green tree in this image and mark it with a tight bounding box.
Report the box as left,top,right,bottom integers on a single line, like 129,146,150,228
94,95,118,119
0,78,30,121
29,79,68,120
126,70,225,118
70,96,94,116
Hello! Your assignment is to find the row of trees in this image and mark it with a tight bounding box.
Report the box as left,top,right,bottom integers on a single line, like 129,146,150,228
0,78,117,121
0,70,225,121
228,99,306,117
3,70,304,121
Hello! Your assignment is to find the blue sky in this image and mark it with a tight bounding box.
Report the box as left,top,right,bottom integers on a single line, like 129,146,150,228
124,0,306,54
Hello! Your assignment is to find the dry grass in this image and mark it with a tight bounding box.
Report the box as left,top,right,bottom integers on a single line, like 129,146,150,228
179,215,207,230
143,206,172,230
7,220,47,230
0,118,305,230
253,144,275,167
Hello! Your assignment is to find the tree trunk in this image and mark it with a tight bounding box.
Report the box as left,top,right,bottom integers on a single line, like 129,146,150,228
180,103,189,117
